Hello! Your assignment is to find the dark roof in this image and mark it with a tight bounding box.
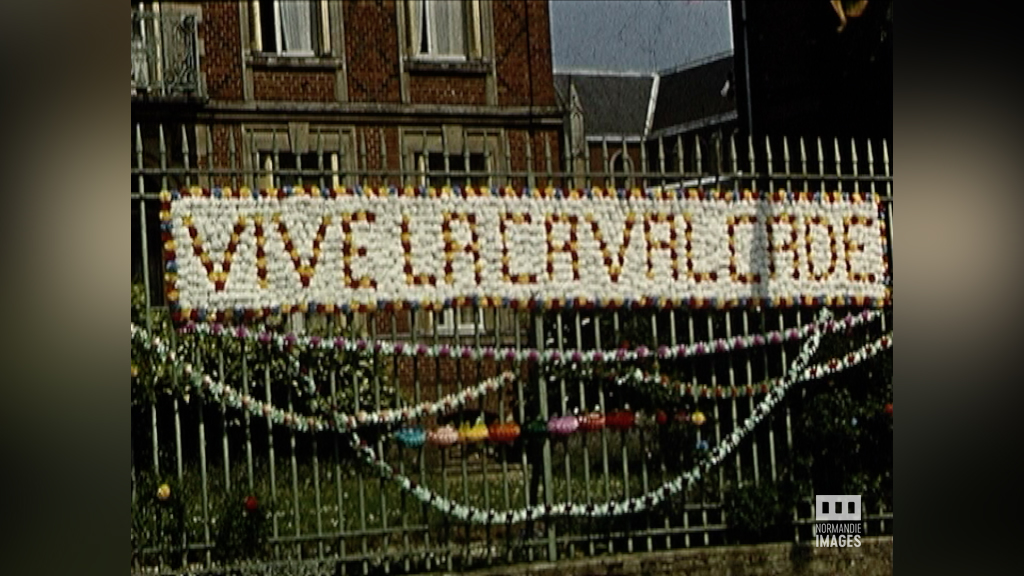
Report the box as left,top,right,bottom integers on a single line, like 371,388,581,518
554,73,655,137
651,55,737,134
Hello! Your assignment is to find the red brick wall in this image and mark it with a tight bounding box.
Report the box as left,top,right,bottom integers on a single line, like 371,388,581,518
252,70,336,102
201,2,244,101
344,0,402,103
494,0,556,107
206,124,242,188
505,129,562,186
409,75,488,106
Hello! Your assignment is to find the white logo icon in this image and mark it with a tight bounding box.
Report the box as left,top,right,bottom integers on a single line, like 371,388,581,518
815,495,861,522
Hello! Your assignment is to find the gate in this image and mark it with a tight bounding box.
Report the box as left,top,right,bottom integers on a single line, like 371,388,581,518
132,128,893,575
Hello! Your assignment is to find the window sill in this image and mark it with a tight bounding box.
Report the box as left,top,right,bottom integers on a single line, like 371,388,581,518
405,58,491,76
249,54,343,70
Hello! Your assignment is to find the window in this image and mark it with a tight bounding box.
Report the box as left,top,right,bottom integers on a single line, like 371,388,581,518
415,151,489,190
408,0,481,59
435,308,485,336
247,126,353,189
257,152,343,189
254,0,328,56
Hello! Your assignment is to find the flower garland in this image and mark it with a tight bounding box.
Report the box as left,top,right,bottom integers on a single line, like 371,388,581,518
161,187,891,318
131,324,513,434
345,310,889,524
178,309,882,367
130,308,889,438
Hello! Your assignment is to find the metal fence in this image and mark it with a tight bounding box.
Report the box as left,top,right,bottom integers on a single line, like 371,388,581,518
131,127,893,575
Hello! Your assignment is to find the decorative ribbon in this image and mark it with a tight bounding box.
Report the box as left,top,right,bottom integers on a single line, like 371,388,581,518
179,309,882,367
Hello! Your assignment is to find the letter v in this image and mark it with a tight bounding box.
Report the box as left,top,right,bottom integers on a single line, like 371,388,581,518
273,212,331,288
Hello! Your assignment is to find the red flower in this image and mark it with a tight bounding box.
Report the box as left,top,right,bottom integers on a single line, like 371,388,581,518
245,496,259,512
884,403,893,416
656,410,668,426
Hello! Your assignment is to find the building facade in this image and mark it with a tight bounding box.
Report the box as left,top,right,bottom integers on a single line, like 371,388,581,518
133,0,564,384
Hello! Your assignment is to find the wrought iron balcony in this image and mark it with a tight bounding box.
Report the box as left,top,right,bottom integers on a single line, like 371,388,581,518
131,9,200,99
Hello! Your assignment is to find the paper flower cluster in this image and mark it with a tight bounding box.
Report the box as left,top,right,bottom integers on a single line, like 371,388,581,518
161,187,891,319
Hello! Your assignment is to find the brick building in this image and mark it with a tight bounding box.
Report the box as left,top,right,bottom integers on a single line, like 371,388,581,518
133,0,564,393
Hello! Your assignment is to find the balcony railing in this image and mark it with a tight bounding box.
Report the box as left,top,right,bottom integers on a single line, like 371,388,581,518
131,9,200,99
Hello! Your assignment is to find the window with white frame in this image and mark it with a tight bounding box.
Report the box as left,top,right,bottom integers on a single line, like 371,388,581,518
253,0,330,56
408,0,481,59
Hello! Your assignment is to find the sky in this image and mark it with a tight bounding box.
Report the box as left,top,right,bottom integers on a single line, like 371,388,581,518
548,0,734,74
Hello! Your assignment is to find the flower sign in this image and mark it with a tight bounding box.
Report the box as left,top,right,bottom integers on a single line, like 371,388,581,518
161,187,890,318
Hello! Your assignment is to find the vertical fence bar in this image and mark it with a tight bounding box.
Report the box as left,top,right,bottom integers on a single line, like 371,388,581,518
392,313,410,573
676,135,684,179
217,350,231,506
639,140,648,191
432,311,453,573
182,125,192,188
575,311,595,557
601,138,610,191
611,310,633,553
352,332,369,576
525,132,535,190
707,314,724,541
665,306,679,550
686,312,701,547
554,313,573,558
592,311,613,554
359,130,369,189
329,368,347,572
228,126,237,189
534,313,557,562
513,311,533,563
272,129,281,189
265,365,280,558
380,129,389,189
693,138,710,547
493,308,512,564
640,312,655,553
370,314,392,573
288,390,303,560
197,355,212,568
658,137,667,189
544,133,553,190
242,343,254,493
411,312,430,571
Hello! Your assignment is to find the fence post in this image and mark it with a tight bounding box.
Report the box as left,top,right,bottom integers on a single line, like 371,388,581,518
533,313,557,562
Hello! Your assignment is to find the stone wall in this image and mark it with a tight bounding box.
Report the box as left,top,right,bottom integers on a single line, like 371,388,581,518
439,538,893,576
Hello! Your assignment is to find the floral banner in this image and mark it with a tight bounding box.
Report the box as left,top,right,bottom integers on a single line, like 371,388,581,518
161,187,890,318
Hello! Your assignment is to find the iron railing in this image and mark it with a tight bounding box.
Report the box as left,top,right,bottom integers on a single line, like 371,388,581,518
132,9,201,98
132,126,893,575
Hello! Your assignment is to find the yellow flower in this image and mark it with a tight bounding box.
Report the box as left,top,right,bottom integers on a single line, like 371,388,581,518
131,365,139,378
157,484,171,501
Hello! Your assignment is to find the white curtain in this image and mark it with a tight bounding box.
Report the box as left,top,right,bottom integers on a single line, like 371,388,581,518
280,0,313,54
432,0,465,56
412,0,464,57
